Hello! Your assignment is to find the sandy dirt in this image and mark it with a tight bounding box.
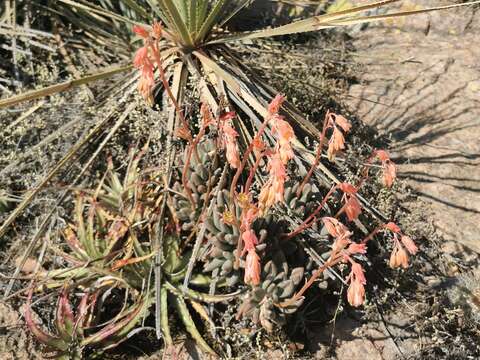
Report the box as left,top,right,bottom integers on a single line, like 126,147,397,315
346,3,480,253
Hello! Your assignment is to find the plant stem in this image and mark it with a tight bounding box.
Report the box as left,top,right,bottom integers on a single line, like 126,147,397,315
150,41,192,142
296,110,331,196
286,184,338,239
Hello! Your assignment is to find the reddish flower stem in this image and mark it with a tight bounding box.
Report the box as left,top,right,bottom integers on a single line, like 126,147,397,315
278,252,343,307
361,224,386,244
181,125,208,207
285,184,338,240
229,119,270,203
150,41,192,142
244,152,264,193
356,154,376,190
296,110,331,197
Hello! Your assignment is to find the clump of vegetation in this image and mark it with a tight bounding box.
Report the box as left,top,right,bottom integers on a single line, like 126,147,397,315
1,0,478,358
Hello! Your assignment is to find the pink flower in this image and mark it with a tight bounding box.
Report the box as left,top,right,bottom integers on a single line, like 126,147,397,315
259,152,286,211
322,217,349,238
333,114,352,132
383,161,397,188
347,280,365,307
133,47,151,69
384,222,401,233
332,232,352,252
220,120,240,169
375,150,397,187
401,235,418,255
244,250,261,286
242,229,258,254
338,183,362,222
133,25,150,39
389,241,409,269
271,115,295,163
338,182,357,194
348,242,367,255
344,195,362,222
267,94,285,116
327,126,346,161
241,207,258,231
375,150,390,162
347,262,366,307
133,46,155,103
327,113,351,161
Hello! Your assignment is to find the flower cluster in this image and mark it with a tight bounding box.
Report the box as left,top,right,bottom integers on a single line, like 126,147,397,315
326,113,352,161
240,202,261,285
132,25,159,104
374,150,397,188
219,112,241,169
384,222,418,268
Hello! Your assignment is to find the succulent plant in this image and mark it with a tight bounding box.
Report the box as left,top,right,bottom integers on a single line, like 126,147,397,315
25,285,152,359
238,260,306,332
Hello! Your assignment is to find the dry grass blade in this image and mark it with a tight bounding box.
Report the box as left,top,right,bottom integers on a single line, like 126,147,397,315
0,65,132,109
0,85,136,248
211,0,480,43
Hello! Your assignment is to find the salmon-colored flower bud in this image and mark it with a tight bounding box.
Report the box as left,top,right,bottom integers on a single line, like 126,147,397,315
401,235,418,255
338,182,357,194
137,71,155,105
384,222,401,233
344,195,362,222
133,25,150,39
322,217,349,238
259,152,287,211
348,242,367,255
347,262,366,307
259,181,275,211
389,244,409,269
242,229,258,254
332,232,352,252
347,280,365,307
252,137,265,152
382,160,397,188
268,94,285,115
152,21,162,39
133,47,150,68
271,115,295,163
327,126,346,161
375,149,390,162
374,150,397,187
351,262,366,284
241,206,259,232
245,250,261,286
333,114,352,132
220,122,240,169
